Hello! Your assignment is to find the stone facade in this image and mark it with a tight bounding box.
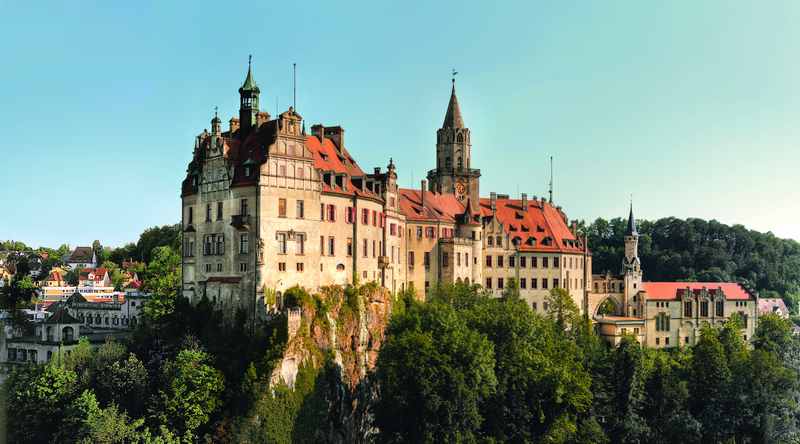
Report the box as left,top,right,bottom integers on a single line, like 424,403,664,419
591,205,759,348
181,63,590,318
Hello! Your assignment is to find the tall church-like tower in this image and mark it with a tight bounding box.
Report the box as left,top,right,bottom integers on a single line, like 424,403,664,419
427,79,481,208
622,203,643,315
238,56,260,137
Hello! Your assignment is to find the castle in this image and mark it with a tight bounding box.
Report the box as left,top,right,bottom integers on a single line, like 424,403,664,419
180,61,758,348
180,61,589,315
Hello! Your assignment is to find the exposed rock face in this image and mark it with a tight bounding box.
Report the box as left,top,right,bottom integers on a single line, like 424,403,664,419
269,284,393,442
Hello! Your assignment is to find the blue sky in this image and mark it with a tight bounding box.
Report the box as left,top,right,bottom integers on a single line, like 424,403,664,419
1,1,799,248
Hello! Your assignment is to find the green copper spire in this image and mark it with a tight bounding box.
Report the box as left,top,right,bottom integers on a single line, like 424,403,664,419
240,54,260,93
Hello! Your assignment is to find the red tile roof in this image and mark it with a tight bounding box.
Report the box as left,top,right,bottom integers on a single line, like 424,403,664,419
479,198,585,253
398,189,465,223
305,135,380,199
79,268,109,283
641,282,752,301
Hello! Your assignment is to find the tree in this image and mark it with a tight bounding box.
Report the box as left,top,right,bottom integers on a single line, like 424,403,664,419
142,246,181,322
545,287,580,331
753,313,794,357
6,363,78,443
641,353,700,443
501,277,520,300
608,335,649,443
154,347,225,438
689,327,734,443
374,302,497,443
465,297,594,442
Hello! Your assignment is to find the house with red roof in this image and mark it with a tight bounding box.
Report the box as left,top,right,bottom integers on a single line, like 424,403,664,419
591,205,759,348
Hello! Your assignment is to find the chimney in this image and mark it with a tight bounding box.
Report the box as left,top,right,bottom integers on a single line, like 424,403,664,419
256,111,270,126
421,180,427,208
571,221,578,235
374,167,381,175
311,124,324,141
324,126,344,151
229,118,240,133
521,193,528,210
490,192,497,213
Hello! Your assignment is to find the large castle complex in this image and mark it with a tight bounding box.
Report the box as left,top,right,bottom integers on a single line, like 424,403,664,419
180,62,758,348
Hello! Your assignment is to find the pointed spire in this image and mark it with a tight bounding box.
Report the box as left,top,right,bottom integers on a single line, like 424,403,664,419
240,54,259,93
626,201,638,236
442,79,464,128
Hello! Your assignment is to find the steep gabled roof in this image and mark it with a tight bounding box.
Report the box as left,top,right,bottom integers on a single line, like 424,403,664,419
45,306,81,325
398,189,465,223
626,203,638,236
480,197,585,253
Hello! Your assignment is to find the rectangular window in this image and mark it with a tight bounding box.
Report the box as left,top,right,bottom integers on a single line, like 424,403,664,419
363,239,368,257
297,263,304,272
498,278,504,289
206,204,211,222
279,198,287,218
362,209,369,224
426,227,435,238
554,278,559,288
347,238,353,257
700,300,709,317
656,337,660,345
665,337,670,346
239,263,248,272
543,278,549,289
487,236,494,247
417,227,423,238
278,262,286,271
327,204,336,222
217,202,223,220
241,199,249,216
520,278,527,289
321,203,326,221
456,253,461,267
520,256,526,267
486,255,492,267
215,234,224,255
277,233,287,254
486,277,492,289
496,236,502,247
543,257,549,268
205,263,211,272
372,210,377,226
509,256,515,267
296,234,305,255
328,237,335,256
239,234,249,254
532,257,538,268
188,206,193,225
216,263,223,272
684,301,692,317
553,257,560,267
372,240,376,257
497,256,504,268
442,252,449,268
424,252,431,270
532,278,538,289
297,200,305,219
390,223,397,236
716,300,724,317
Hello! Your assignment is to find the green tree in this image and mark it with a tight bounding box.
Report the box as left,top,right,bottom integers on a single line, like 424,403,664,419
465,297,594,442
689,327,735,443
154,347,225,438
753,313,795,357
6,363,78,443
142,246,181,322
642,353,700,443
608,335,649,443
375,302,497,443
545,287,580,331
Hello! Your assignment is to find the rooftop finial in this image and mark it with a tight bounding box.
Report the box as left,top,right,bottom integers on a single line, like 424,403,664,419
214,105,218,118
248,54,252,67
452,68,458,88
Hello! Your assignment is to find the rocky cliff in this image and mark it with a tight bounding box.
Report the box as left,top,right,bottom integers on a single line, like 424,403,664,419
268,283,393,443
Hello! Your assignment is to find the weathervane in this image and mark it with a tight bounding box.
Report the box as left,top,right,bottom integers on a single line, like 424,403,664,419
452,68,458,86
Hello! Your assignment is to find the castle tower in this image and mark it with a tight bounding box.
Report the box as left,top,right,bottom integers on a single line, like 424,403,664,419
427,79,481,208
238,56,260,138
622,203,643,315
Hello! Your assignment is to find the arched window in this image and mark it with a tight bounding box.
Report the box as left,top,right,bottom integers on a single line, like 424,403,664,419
457,157,463,169
95,314,101,324
457,133,464,143
62,326,74,342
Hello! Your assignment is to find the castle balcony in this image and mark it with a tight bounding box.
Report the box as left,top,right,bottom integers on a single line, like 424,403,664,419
230,214,250,229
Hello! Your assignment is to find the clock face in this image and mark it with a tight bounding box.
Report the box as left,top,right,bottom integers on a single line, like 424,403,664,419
455,181,466,197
